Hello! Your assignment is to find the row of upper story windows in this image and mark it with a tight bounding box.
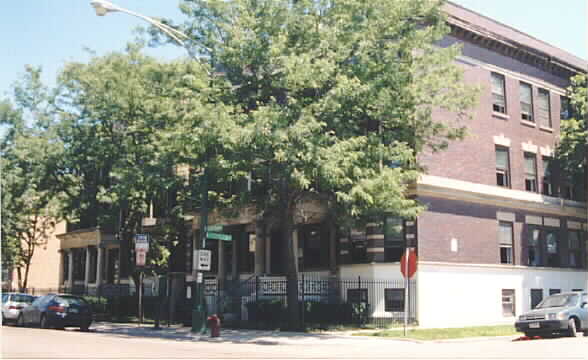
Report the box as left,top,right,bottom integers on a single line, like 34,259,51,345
495,146,574,200
491,72,573,127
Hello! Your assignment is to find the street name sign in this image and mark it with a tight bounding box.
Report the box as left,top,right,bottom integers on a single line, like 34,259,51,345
206,232,232,241
207,225,223,232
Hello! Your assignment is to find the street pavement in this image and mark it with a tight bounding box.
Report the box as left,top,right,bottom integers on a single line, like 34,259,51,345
2,322,588,359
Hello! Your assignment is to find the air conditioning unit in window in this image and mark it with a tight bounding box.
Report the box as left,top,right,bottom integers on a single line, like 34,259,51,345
521,112,533,121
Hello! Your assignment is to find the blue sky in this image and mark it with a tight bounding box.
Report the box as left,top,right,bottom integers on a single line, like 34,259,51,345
1,0,586,99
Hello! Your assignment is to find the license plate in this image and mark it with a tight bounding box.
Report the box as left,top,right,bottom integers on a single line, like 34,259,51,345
69,308,79,314
529,322,540,329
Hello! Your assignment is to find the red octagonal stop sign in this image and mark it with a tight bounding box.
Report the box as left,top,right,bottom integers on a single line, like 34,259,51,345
400,248,417,279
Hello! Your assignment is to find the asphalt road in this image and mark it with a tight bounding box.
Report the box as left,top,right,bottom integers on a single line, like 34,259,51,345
2,325,588,360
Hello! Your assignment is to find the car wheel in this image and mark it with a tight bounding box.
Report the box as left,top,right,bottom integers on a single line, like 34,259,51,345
80,322,91,332
40,314,49,329
16,314,25,327
567,318,578,337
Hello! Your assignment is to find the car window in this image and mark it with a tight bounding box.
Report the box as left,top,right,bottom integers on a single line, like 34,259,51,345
536,294,578,309
12,295,34,304
55,296,87,306
32,295,47,306
1,294,8,303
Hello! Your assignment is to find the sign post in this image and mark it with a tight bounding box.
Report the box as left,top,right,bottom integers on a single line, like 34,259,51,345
134,234,150,327
400,248,417,336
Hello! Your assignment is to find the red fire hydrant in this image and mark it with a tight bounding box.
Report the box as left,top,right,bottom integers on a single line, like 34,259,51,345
207,314,221,338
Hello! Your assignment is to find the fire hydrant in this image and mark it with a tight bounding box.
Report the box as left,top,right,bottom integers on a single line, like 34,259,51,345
207,314,221,338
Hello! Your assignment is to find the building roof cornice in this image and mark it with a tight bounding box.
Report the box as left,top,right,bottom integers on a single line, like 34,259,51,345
443,1,587,76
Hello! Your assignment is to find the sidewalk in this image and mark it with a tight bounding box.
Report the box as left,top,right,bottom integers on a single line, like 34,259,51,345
90,322,377,345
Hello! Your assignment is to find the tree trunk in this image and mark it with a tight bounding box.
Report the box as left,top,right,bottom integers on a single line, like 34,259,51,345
283,205,300,331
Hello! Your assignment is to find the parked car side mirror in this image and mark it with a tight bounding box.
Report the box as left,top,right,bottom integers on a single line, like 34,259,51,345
582,302,588,308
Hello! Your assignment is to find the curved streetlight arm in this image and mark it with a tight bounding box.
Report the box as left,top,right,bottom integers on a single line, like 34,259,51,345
90,0,189,46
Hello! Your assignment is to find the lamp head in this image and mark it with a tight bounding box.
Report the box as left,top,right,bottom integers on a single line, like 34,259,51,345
90,0,118,16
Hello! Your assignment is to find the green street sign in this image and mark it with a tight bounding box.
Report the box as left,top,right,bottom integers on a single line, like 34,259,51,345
207,224,223,232
206,232,232,241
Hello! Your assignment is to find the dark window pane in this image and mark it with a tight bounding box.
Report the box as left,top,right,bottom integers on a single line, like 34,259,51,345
385,288,405,312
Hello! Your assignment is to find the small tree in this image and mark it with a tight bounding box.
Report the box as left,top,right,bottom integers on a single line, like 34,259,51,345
556,74,587,182
1,68,65,290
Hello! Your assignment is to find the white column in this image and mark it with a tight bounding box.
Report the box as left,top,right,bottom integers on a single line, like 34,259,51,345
96,247,103,286
84,247,91,288
67,251,74,288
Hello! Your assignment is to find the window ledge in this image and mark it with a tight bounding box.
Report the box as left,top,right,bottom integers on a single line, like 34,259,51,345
520,120,536,128
539,126,554,133
492,112,509,120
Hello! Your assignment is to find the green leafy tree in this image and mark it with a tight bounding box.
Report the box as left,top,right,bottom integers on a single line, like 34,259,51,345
0,67,65,290
168,0,478,329
557,74,587,182
53,46,209,287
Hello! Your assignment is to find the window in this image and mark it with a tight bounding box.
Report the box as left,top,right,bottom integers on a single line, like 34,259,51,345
499,221,514,264
502,289,516,317
384,288,404,312
545,231,559,267
496,147,510,187
491,73,507,114
568,230,582,268
384,217,405,262
63,253,69,281
520,82,533,122
549,288,561,295
528,227,542,266
73,249,86,281
542,157,554,196
530,289,543,309
560,96,572,120
537,88,551,128
350,231,368,264
524,153,538,192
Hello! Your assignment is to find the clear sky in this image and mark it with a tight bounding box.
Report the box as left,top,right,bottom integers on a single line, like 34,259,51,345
1,0,586,99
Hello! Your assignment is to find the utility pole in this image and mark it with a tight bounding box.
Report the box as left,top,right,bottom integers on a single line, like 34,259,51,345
192,167,208,333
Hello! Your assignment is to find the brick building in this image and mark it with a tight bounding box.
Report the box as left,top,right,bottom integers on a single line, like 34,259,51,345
49,2,586,328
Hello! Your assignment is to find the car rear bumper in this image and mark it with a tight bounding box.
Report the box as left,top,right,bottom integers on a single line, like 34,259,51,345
3,309,21,320
515,320,568,333
47,312,92,327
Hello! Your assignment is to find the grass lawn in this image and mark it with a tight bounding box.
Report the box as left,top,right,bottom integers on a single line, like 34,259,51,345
354,325,522,340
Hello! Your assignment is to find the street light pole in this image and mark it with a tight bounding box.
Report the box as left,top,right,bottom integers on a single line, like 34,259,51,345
89,0,208,334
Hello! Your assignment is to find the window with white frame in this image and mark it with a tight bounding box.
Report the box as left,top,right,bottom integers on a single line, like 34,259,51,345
502,289,516,317
496,147,510,187
542,157,554,196
537,88,551,128
545,230,560,267
524,152,538,192
519,82,533,122
491,73,507,114
499,221,514,264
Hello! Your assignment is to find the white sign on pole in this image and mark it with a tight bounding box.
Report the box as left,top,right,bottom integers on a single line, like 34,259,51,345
196,272,203,283
136,248,147,267
135,234,150,251
193,249,211,271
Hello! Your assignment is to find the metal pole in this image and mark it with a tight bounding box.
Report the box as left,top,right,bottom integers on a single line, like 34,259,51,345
403,247,409,336
192,167,208,333
139,270,143,326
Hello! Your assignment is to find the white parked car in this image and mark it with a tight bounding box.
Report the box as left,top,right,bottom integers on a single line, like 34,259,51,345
2,293,36,324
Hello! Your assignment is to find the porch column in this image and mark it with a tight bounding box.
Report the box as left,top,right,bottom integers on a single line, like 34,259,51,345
293,229,299,272
58,250,65,287
231,235,238,281
84,247,91,288
67,250,74,288
329,220,337,275
217,240,226,289
96,247,103,286
265,231,271,274
254,222,266,275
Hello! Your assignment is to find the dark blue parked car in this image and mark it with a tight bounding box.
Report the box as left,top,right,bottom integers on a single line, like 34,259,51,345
17,294,92,331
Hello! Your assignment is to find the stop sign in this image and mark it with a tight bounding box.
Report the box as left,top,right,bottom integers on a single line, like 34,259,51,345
400,248,417,279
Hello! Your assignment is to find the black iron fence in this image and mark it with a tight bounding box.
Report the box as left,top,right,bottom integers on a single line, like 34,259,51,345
202,275,417,329
3,275,417,329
